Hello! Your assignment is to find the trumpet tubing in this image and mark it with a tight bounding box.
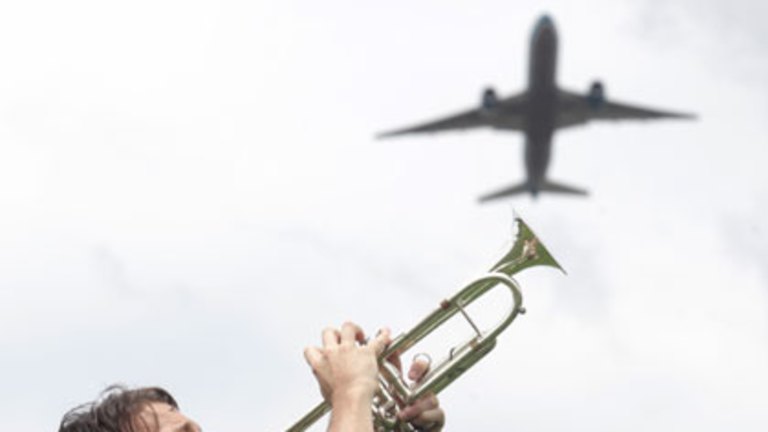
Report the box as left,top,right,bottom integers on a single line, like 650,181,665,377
287,216,563,431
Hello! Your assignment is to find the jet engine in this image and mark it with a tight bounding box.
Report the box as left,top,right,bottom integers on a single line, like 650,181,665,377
587,80,605,110
481,87,499,111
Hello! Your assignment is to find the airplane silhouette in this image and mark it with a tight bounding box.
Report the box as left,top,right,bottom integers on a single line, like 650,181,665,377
377,15,696,202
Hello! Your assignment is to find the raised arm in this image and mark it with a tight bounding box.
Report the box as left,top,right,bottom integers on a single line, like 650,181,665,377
304,322,390,432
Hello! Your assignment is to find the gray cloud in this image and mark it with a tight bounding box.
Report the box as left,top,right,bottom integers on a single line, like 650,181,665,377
722,195,768,290
91,245,132,294
629,0,768,84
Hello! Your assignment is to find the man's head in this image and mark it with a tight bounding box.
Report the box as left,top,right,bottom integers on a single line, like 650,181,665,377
59,386,201,432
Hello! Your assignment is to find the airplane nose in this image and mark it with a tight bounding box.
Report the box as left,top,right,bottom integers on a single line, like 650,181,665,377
537,14,554,28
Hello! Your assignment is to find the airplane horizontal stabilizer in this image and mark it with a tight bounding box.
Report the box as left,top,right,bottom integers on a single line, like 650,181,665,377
478,182,530,203
540,180,589,196
478,179,588,203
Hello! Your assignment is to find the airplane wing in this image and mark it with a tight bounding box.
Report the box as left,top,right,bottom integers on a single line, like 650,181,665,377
556,88,696,129
377,93,527,138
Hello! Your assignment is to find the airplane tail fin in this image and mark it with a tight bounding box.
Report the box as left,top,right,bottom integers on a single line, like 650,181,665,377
478,179,588,203
540,179,589,196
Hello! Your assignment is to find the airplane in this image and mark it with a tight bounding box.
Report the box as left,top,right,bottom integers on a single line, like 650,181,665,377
377,15,696,202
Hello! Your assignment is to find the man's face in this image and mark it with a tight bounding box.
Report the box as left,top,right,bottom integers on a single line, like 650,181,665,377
133,402,202,432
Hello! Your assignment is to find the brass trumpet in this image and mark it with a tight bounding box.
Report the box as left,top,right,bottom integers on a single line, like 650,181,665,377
287,217,563,431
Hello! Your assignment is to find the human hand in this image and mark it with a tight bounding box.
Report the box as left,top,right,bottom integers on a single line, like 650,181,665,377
303,322,391,406
393,358,445,432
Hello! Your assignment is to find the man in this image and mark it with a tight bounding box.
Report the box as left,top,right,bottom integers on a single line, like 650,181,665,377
59,322,444,432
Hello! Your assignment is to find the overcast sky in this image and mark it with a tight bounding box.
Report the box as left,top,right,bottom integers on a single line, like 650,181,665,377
0,0,766,431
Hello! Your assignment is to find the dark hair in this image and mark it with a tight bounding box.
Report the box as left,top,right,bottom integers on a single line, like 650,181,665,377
59,386,179,432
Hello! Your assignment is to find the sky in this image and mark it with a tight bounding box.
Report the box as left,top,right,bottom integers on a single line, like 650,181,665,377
0,0,766,430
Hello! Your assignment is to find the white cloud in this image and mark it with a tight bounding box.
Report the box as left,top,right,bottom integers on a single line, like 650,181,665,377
0,0,766,431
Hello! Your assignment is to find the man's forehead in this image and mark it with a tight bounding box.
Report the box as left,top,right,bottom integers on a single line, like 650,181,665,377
145,402,176,413
134,402,189,432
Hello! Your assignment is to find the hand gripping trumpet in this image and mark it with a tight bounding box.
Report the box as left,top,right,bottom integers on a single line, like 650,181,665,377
287,217,564,431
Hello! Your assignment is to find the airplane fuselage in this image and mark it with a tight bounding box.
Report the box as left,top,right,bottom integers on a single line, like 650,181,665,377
523,16,558,195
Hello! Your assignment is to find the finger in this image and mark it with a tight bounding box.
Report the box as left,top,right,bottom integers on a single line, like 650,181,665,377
370,327,391,356
322,327,341,347
340,321,363,346
411,408,445,431
398,393,439,421
303,346,324,369
386,352,403,373
408,358,430,382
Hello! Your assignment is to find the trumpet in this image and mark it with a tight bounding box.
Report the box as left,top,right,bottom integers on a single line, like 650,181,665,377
287,216,563,431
